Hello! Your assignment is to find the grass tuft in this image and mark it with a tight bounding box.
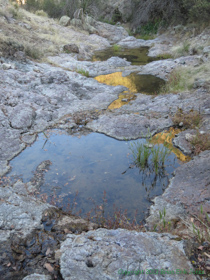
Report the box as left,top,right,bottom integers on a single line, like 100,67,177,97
76,68,89,77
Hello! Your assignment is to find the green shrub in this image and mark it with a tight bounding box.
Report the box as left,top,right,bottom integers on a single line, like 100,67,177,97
182,0,210,23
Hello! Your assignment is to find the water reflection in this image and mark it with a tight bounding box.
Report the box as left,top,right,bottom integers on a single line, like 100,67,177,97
95,72,165,109
8,130,181,221
151,128,191,162
92,47,156,65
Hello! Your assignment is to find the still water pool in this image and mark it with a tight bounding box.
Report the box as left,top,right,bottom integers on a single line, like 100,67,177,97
92,47,156,65
8,129,183,221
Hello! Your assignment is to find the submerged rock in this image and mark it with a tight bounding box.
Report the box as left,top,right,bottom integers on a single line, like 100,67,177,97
60,228,196,280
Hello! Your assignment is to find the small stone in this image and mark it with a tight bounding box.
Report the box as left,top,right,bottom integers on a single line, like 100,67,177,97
2,63,12,70
121,98,128,102
63,44,79,53
185,133,195,142
179,122,183,127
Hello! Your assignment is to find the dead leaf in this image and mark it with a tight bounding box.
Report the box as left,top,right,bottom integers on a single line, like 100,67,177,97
69,175,76,181
46,248,51,256
204,252,210,258
190,217,194,222
44,263,54,273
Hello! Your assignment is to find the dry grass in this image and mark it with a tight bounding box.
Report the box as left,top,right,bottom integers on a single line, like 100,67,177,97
172,108,202,129
160,62,210,94
190,131,210,155
0,5,99,60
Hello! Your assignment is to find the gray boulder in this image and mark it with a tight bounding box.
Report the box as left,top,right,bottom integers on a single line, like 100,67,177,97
60,228,196,280
63,44,79,53
59,15,71,26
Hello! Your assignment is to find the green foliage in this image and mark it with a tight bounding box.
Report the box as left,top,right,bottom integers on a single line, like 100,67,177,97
181,0,210,22
76,68,89,77
98,17,115,25
156,53,173,59
113,44,121,52
191,206,210,243
129,134,171,175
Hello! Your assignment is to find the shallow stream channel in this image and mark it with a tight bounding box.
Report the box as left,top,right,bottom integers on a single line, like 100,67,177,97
7,47,188,223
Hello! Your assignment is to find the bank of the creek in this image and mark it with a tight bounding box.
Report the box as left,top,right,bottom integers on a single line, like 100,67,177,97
0,8,209,279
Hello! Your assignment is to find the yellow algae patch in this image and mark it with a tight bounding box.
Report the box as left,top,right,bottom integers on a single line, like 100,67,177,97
95,72,138,93
151,128,191,162
108,91,136,110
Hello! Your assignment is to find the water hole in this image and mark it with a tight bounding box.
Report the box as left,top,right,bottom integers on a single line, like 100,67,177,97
7,128,189,222
93,47,166,109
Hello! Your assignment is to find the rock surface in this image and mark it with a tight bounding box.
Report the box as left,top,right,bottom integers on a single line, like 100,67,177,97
146,150,210,228
23,274,51,280
60,228,196,280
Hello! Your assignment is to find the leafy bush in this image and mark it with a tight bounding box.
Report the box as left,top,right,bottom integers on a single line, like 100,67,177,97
181,0,210,23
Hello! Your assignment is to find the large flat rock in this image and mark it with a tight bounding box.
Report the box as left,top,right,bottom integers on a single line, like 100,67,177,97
60,228,196,280
87,113,172,140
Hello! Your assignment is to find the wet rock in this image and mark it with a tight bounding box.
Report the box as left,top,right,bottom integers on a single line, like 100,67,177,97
26,160,52,193
147,150,210,228
23,274,51,280
63,44,79,53
59,16,71,26
9,105,36,130
60,228,196,280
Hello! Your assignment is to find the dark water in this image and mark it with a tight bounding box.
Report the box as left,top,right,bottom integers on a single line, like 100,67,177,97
92,47,157,65
8,130,181,222
95,72,165,95
93,47,165,109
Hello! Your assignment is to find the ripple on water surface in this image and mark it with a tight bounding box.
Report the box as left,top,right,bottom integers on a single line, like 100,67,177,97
8,130,186,221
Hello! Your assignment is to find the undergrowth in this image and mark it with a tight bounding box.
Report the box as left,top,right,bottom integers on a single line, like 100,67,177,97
190,131,210,155
172,108,202,129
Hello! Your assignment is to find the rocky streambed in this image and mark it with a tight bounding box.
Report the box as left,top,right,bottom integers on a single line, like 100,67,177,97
0,19,210,280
